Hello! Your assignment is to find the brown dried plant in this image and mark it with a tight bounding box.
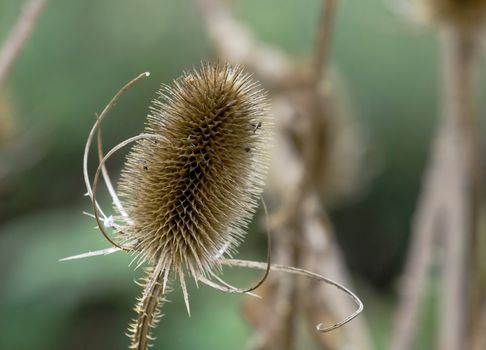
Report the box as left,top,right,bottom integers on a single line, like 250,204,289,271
390,1,486,350
61,63,363,350
425,0,486,33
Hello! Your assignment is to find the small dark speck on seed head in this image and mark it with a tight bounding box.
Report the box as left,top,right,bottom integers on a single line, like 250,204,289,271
253,121,262,133
245,147,251,152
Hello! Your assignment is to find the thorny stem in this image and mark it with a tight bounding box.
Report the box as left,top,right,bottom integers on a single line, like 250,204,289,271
0,0,48,88
129,259,169,350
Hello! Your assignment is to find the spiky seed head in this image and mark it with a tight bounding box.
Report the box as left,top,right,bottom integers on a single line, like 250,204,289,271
423,0,486,32
117,63,271,278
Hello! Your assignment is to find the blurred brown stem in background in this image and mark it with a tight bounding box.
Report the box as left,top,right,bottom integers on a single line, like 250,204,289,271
311,0,336,86
390,5,484,349
197,0,373,349
439,30,477,350
0,0,48,89
0,0,48,187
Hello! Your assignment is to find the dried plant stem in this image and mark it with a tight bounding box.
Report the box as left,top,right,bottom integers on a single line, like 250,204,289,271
390,94,453,350
195,0,295,88
391,28,479,350
280,2,338,347
281,227,299,350
311,0,337,85
129,260,169,350
245,228,297,350
0,0,48,88
438,29,476,350
302,195,374,349
472,298,486,350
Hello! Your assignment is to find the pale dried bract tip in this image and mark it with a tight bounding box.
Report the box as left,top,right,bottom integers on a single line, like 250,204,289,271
117,62,271,276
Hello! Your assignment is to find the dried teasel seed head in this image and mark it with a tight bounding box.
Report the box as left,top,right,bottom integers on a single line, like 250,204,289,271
423,0,486,33
117,63,271,278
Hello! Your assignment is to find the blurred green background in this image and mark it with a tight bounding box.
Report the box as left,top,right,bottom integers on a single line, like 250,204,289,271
0,0,465,349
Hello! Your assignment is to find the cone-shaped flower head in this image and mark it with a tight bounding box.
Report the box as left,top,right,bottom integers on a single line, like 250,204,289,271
117,63,271,279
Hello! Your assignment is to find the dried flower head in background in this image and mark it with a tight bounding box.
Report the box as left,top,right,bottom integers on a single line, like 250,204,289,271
389,0,486,35
63,63,362,350
423,0,486,32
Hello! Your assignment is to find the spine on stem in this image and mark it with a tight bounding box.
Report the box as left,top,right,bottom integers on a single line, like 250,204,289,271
128,263,169,350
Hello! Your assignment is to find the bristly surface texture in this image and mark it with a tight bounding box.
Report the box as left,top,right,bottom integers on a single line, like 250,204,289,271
118,62,270,275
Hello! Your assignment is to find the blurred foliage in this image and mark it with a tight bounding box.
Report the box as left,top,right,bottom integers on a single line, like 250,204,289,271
0,0,475,348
